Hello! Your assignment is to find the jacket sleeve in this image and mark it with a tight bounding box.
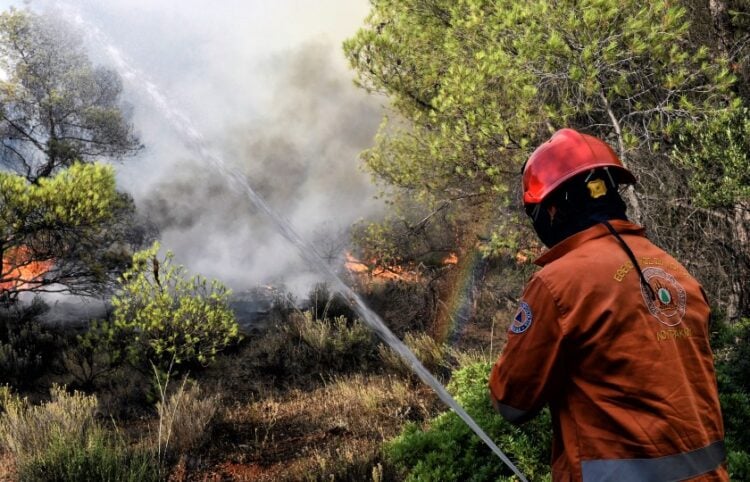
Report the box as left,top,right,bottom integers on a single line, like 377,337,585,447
489,275,565,424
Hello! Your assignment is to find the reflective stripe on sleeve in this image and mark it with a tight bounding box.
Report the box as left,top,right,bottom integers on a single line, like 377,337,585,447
581,440,725,482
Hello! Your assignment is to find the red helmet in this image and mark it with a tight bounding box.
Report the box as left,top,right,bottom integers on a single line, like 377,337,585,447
522,128,636,205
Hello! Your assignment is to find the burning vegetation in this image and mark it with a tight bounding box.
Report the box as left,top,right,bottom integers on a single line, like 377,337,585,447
344,251,461,284
0,247,53,294
344,252,422,283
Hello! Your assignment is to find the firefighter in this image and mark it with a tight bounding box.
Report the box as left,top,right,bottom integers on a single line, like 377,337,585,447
489,128,727,481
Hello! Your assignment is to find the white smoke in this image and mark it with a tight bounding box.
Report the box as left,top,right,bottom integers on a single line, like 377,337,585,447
9,0,384,294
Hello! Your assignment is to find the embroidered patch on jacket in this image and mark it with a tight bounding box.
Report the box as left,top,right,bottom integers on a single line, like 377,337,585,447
640,267,687,326
510,301,533,334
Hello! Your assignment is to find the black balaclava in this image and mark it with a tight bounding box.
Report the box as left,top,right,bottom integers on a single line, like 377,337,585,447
526,169,628,248
525,168,657,300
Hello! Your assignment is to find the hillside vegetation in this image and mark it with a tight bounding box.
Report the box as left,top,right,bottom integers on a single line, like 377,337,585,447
1,2,750,481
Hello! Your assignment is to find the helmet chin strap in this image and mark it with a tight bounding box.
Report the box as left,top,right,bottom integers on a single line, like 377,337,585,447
601,220,657,301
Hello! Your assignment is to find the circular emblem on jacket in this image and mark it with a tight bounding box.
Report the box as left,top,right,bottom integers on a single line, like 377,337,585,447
640,267,687,326
510,301,533,334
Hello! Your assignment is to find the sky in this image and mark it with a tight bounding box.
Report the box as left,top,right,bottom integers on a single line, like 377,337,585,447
3,0,385,295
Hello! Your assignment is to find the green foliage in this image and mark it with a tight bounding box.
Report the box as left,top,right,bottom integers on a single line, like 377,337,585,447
102,243,240,370
727,450,750,482
713,318,750,393
0,162,118,225
345,0,732,202
63,318,130,389
711,318,750,479
344,0,740,291
0,162,122,301
387,362,551,481
675,107,750,207
0,8,154,302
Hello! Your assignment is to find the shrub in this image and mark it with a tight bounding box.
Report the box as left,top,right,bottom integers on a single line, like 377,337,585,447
0,385,97,465
0,299,58,388
17,432,159,482
108,243,241,370
247,311,380,379
712,318,750,479
63,319,128,389
61,318,155,418
386,362,551,482
289,312,380,374
0,385,158,481
237,307,394,389
306,282,356,322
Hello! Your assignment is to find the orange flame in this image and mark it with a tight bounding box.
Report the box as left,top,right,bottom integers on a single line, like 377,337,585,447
344,253,370,274
443,253,459,265
0,247,53,292
344,252,421,283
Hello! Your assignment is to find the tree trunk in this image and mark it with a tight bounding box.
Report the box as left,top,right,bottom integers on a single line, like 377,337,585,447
709,0,732,53
731,201,750,318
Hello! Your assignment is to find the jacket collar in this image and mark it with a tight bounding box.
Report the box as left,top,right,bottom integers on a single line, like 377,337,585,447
534,219,646,267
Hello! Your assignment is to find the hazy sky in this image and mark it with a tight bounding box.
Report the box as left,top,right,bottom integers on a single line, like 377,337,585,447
2,0,385,294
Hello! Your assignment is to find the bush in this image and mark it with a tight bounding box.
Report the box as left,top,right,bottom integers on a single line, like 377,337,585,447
18,432,159,482
0,385,158,481
61,318,156,418
306,282,356,322
63,318,129,389
712,318,750,479
386,362,551,482
0,385,97,465
108,243,241,370
0,299,58,388
290,311,380,374
237,309,381,386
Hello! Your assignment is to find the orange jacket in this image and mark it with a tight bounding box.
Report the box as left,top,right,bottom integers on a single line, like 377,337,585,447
489,220,727,482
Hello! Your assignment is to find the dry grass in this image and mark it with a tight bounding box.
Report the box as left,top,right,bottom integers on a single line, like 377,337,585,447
155,376,220,461
178,373,440,481
379,332,453,379
0,385,97,465
451,346,495,367
0,385,159,481
135,283,512,481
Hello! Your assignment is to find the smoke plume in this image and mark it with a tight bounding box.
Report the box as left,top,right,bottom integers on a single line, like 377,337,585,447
141,43,383,291
15,0,384,294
